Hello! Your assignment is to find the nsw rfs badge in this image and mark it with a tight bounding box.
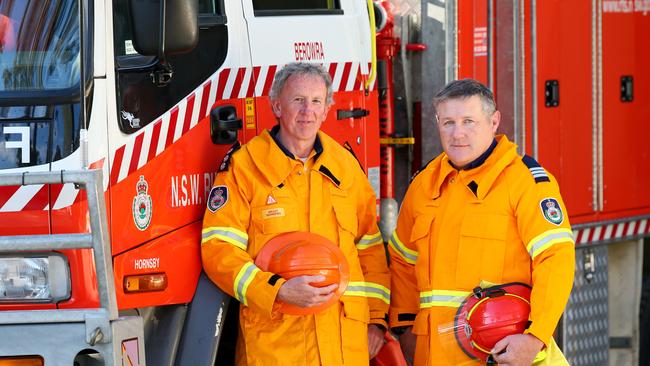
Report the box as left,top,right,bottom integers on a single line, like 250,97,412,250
540,197,563,225
132,175,153,231
207,185,228,212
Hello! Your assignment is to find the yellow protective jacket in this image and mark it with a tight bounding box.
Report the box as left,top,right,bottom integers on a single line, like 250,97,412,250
202,127,390,366
388,135,575,365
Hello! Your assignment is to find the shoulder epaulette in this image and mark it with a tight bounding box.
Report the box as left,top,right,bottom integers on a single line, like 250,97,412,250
343,141,365,173
521,155,550,183
410,157,435,183
218,141,241,173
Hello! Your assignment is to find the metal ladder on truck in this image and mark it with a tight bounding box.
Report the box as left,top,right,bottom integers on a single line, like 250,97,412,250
0,170,145,365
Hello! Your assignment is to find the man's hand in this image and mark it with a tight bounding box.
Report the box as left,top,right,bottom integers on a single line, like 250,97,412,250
277,275,338,308
368,324,384,359
398,327,416,366
491,333,544,366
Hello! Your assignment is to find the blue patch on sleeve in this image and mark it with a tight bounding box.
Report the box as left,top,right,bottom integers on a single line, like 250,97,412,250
540,197,563,225
207,185,229,212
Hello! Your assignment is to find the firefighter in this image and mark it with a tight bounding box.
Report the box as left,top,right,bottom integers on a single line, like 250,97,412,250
388,79,574,366
201,62,390,365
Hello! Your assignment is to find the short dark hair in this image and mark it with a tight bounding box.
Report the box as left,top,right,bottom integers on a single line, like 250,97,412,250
270,62,333,105
433,79,496,115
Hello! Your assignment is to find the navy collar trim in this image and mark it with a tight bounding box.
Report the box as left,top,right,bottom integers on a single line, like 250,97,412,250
270,125,323,160
449,138,498,170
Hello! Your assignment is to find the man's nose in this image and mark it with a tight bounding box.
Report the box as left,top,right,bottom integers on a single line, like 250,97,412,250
301,101,318,113
451,124,467,138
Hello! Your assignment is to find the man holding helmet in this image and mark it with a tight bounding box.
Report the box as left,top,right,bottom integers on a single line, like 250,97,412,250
202,62,390,365
388,79,574,365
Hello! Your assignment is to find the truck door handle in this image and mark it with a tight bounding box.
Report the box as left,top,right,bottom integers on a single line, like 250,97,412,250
337,108,370,120
210,105,242,145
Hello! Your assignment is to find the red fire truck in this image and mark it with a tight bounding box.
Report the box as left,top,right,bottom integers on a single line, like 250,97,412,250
0,0,649,365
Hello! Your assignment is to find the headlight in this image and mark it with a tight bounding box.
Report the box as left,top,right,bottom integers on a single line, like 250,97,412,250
0,253,70,303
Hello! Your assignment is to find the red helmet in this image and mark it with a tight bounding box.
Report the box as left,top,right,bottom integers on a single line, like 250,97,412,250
454,283,532,362
255,232,349,315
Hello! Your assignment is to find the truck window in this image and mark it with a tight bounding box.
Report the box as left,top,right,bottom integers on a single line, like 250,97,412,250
0,1,80,92
252,0,342,16
113,0,227,134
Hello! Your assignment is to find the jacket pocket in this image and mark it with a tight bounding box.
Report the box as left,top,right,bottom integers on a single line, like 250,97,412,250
250,203,299,255
330,189,358,233
409,215,434,288
409,215,434,244
330,188,359,247
340,298,370,363
455,214,508,288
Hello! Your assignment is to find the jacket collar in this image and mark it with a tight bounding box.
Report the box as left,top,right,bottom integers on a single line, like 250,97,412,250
448,138,498,170
269,124,324,160
246,128,349,189
428,135,518,200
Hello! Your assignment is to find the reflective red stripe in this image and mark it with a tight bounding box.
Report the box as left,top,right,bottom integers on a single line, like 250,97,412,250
230,67,247,99
339,62,352,91
165,106,180,149
182,93,196,134
0,186,20,208
199,81,212,119
247,66,261,97
216,68,231,100
147,121,162,162
262,65,277,96
128,133,144,175
110,145,125,186
23,184,48,210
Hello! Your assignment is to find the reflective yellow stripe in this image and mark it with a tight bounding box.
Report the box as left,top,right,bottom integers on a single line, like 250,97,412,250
344,281,391,304
233,262,260,306
526,228,574,259
356,232,383,250
419,289,471,308
202,226,248,251
388,231,418,264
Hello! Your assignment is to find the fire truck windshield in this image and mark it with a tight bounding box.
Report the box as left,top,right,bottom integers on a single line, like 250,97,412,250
0,1,80,93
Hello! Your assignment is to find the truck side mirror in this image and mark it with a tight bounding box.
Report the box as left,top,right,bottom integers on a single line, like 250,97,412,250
129,0,199,57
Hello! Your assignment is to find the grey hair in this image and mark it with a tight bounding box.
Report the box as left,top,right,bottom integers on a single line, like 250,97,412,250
433,78,497,116
269,62,334,105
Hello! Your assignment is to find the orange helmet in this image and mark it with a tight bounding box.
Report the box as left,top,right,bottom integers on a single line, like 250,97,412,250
254,232,349,315
454,283,532,362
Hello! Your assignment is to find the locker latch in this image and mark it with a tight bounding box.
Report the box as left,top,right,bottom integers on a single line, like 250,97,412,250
621,75,633,102
545,80,559,107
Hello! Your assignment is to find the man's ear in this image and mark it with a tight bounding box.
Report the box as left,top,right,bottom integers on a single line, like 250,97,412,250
271,100,281,118
491,110,501,133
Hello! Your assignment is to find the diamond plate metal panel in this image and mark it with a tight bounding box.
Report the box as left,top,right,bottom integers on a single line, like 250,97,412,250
562,245,609,365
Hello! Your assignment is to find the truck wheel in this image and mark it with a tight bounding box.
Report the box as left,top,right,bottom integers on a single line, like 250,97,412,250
640,277,650,366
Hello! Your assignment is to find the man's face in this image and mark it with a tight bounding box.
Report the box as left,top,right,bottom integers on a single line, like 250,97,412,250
436,95,500,168
272,74,330,144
